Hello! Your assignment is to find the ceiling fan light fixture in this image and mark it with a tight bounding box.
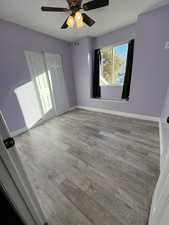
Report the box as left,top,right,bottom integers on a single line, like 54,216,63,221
75,11,84,28
66,15,74,27
76,18,84,28
75,11,82,21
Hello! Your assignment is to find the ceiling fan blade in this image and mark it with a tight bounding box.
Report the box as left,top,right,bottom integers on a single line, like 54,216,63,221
82,13,95,27
61,17,69,29
83,0,109,11
41,7,69,12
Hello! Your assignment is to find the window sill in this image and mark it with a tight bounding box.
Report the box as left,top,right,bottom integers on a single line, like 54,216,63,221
100,85,123,87
91,97,129,103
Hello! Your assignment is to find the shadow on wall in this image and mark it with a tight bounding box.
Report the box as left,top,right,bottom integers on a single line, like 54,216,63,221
0,93,26,134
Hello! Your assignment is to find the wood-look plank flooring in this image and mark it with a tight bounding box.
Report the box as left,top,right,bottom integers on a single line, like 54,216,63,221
15,109,160,225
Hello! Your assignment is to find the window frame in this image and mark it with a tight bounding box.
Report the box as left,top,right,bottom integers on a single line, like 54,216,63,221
99,40,130,87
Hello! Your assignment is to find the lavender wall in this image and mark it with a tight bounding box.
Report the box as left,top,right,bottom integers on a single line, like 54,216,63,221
71,38,93,106
0,19,76,132
72,5,169,117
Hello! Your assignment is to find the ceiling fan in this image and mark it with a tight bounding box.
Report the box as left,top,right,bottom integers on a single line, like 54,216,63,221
41,0,109,29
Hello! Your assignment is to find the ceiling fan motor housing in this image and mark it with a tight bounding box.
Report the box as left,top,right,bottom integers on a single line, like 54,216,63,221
69,0,80,7
68,0,82,15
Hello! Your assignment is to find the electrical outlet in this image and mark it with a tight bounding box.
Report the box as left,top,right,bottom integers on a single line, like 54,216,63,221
164,42,169,50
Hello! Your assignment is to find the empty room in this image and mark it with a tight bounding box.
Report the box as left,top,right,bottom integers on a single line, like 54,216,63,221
0,0,169,225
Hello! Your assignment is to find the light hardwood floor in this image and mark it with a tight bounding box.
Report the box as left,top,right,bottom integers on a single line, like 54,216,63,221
15,109,160,225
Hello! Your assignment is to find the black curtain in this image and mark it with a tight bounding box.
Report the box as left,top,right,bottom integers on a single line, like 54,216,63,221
122,39,135,100
92,49,101,98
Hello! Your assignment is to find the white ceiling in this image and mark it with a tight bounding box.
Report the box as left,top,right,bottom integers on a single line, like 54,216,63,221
0,0,169,41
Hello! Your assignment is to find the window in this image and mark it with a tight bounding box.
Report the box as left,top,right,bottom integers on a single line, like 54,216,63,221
100,42,129,86
92,39,135,100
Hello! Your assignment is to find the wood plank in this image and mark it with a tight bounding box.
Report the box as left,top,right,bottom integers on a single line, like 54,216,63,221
58,179,123,225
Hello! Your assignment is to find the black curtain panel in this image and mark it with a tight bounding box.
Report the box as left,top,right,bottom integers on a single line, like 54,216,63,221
92,49,101,98
122,39,135,100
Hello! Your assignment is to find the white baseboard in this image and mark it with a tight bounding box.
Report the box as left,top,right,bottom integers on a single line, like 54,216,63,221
11,106,159,137
11,106,77,137
76,106,159,122
11,127,28,137
68,106,77,111
62,106,77,114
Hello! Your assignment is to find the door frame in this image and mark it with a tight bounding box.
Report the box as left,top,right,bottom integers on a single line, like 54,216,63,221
148,86,169,225
0,111,47,225
0,156,36,225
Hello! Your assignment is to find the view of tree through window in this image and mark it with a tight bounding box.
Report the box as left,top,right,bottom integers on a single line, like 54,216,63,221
100,43,129,86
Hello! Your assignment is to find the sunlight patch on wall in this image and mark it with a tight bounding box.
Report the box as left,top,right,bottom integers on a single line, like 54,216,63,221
15,81,43,129
35,72,53,114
